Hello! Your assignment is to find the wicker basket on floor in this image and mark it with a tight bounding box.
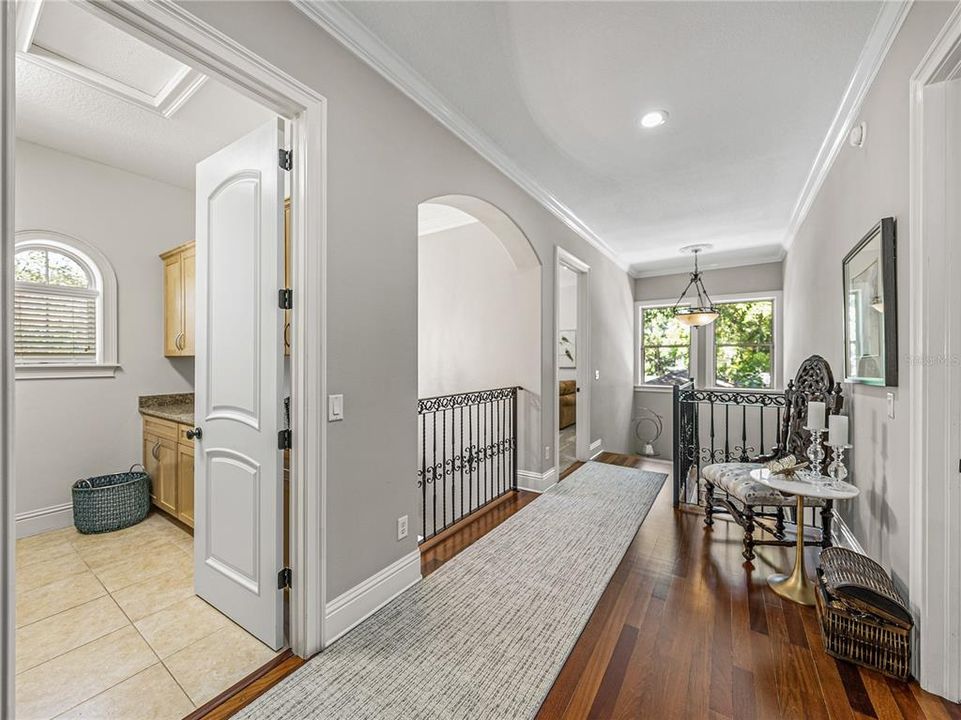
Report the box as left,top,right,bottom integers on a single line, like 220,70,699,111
816,547,912,681
72,465,151,534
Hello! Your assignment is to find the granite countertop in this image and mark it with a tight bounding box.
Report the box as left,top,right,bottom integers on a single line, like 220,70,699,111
139,393,195,425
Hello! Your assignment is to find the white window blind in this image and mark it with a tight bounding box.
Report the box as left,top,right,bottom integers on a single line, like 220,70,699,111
14,283,98,363
13,243,100,366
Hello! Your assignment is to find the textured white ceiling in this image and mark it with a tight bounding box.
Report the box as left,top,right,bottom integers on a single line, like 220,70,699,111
332,1,883,274
15,4,274,189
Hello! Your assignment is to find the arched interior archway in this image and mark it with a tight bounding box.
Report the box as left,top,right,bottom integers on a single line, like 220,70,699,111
417,195,542,539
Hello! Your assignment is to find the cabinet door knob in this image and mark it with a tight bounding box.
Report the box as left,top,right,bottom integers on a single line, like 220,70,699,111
186,427,203,440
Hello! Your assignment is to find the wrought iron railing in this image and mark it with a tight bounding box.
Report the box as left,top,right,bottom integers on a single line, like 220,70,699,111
417,386,519,543
672,381,787,507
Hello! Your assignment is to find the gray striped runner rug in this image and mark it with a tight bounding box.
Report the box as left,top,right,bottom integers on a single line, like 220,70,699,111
237,461,666,720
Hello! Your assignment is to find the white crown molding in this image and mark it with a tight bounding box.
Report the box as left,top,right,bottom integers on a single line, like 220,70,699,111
16,0,207,118
292,0,629,273
783,0,913,250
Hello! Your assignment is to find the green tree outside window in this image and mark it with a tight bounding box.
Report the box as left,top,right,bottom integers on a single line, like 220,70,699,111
641,306,690,385
714,300,774,388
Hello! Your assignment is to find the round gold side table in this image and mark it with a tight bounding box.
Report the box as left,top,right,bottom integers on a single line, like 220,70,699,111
749,468,860,606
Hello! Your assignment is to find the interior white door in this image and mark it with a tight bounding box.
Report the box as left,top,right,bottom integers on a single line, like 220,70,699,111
194,118,285,650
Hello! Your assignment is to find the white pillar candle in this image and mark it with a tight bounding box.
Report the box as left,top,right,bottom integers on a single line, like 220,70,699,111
807,401,826,430
829,415,849,446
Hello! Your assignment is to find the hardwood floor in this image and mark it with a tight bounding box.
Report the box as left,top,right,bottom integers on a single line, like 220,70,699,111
188,650,304,720
420,487,540,576
204,451,959,719
426,452,961,720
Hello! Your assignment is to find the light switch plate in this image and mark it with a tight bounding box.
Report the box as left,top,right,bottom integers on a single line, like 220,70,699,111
886,392,895,419
328,394,344,422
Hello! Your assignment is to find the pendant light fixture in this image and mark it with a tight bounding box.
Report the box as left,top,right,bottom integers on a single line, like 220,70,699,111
672,245,719,327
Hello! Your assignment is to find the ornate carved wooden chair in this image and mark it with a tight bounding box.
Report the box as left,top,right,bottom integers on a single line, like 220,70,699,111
701,355,844,561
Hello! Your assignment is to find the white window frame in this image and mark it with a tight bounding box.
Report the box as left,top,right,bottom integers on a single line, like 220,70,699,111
635,291,782,392
14,230,119,379
704,291,783,391
634,298,698,391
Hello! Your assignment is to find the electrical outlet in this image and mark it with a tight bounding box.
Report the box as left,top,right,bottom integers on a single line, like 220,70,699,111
397,515,408,541
545,445,551,461
594,369,600,380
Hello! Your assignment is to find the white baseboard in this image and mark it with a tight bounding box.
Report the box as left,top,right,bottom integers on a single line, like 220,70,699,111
832,513,865,554
516,467,557,493
589,439,603,459
16,502,73,538
325,550,421,645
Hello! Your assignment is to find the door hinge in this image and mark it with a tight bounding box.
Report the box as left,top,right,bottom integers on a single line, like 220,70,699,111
279,149,292,171
278,567,292,589
279,288,293,310
278,429,291,450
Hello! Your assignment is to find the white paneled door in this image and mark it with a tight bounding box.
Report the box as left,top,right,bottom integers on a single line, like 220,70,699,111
194,119,286,650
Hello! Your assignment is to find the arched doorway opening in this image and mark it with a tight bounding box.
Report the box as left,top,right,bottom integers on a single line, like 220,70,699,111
417,195,541,543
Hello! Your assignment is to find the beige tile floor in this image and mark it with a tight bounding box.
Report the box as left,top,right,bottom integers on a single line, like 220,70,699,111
15,512,278,720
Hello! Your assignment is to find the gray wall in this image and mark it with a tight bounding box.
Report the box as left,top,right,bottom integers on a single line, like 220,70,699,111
183,2,636,598
633,261,784,458
418,220,540,473
634,261,784,303
418,222,539,401
783,1,956,591
14,140,194,524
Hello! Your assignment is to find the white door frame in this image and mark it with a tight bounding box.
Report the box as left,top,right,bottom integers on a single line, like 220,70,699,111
908,2,961,702
554,247,591,473
0,1,329,685
1,5,16,716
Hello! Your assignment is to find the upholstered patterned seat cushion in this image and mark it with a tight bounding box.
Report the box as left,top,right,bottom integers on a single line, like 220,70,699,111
702,462,825,507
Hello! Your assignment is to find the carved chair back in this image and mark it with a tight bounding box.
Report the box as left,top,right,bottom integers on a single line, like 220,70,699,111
770,355,843,473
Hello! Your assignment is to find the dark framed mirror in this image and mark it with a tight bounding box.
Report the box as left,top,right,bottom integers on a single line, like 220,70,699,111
842,217,897,386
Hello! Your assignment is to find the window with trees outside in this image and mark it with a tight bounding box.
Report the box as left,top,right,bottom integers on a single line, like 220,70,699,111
712,299,775,389
640,305,692,386
638,296,777,389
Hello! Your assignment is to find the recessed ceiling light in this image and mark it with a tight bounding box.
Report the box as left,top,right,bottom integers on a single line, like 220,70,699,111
640,110,669,129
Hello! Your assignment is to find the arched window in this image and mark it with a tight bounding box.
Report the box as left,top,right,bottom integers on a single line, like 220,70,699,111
14,232,118,378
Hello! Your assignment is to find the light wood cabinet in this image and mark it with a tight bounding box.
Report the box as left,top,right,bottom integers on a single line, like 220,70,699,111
161,202,287,358
142,416,195,528
161,242,196,357
144,431,178,516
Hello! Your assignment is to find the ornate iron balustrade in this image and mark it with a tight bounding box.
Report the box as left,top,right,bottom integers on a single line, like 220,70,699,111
672,382,787,507
417,386,519,542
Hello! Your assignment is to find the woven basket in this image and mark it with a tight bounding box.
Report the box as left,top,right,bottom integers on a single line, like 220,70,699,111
72,465,151,534
816,547,912,680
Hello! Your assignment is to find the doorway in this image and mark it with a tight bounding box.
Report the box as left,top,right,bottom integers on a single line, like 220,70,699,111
555,248,591,476
1,1,327,716
908,5,961,702
416,195,541,541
